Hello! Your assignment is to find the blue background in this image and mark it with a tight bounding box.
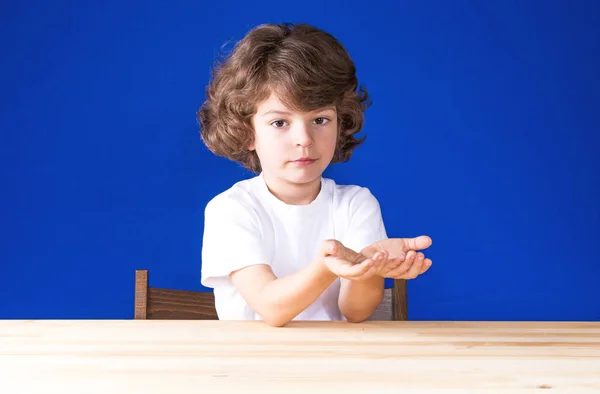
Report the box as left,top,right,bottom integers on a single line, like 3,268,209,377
1,1,598,320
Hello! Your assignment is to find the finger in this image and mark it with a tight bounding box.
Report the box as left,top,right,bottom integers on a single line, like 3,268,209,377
403,236,432,251
352,265,379,281
372,252,386,272
351,262,378,280
384,257,404,271
403,252,425,279
356,256,385,280
321,239,341,256
351,256,383,280
323,255,343,275
338,258,374,278
385,250,416,278
372,250,387,261
420,258,432,274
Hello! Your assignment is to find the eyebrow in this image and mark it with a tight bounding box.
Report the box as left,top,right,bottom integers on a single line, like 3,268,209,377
260,110,292,117
259,107,336,117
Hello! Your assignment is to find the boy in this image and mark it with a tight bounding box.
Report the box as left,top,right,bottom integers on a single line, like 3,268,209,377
198,23,432,327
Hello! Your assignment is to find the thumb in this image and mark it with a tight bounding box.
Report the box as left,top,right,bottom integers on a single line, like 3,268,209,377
321,239,341,256
403,235,432,251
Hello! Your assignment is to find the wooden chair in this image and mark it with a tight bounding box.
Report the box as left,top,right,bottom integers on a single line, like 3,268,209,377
134,269,218,320
134,269,407,321
370,280,408,321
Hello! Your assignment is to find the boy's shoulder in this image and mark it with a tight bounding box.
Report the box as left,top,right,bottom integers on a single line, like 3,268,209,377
204,176,262,214
325,177,379,206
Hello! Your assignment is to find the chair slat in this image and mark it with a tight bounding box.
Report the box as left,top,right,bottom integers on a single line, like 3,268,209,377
147,287,218,320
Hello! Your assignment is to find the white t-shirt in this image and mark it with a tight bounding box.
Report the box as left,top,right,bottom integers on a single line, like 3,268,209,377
200,173,388,321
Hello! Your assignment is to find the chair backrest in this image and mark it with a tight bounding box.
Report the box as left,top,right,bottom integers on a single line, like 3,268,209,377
134,270,218,319
134,269,407,321
368,280,408,321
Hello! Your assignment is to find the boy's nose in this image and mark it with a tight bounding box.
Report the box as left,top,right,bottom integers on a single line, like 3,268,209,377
294,124,314,147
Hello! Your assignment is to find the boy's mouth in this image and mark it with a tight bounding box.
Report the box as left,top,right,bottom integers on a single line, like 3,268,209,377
291,157,317,165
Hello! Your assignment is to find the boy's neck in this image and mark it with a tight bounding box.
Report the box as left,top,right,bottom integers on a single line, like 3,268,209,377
262,173,322,206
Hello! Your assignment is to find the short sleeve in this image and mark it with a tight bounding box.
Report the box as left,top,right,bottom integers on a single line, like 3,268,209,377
341,188,388,253
200,192,271,289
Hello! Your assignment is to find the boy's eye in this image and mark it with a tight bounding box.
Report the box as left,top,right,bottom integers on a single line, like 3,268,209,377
314,117,329,125
271,120,287,128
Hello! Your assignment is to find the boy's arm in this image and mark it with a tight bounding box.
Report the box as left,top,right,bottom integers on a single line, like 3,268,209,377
230,257,335,327
335,188,388,322
230,241,375,327
337,244,385,323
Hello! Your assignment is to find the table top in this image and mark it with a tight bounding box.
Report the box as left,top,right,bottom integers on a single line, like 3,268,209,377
1,320,599,393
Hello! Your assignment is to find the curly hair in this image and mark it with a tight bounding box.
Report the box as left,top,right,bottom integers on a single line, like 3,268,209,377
197,23,371,173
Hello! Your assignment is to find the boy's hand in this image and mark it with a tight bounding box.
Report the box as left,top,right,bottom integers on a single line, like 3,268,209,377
320,240,386,281
362,236,433,280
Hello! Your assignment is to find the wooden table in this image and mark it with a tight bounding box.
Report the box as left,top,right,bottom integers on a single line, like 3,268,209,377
1,320,599,393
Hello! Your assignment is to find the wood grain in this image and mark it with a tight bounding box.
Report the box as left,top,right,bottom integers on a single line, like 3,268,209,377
134,269,148,319
392,278,408,320
134,269,217,320
147,287,218,320
0,320,598,393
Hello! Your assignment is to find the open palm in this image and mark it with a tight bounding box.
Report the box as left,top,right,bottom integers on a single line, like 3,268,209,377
321,240,380,281
366,236,433,280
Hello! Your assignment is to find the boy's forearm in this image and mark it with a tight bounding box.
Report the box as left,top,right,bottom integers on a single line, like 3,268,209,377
338,276,385,322
338,244,385,322
258,258,337,327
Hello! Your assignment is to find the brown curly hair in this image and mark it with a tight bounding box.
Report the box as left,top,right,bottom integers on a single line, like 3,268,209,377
197,23,371,173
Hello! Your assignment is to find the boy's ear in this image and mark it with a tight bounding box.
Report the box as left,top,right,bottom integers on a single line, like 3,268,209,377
247,123,256,150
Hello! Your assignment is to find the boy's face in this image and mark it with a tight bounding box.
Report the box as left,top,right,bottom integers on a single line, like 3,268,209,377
250,92,338,189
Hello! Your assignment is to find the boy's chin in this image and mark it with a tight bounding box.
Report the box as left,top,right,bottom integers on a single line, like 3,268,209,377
283,168,324,185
